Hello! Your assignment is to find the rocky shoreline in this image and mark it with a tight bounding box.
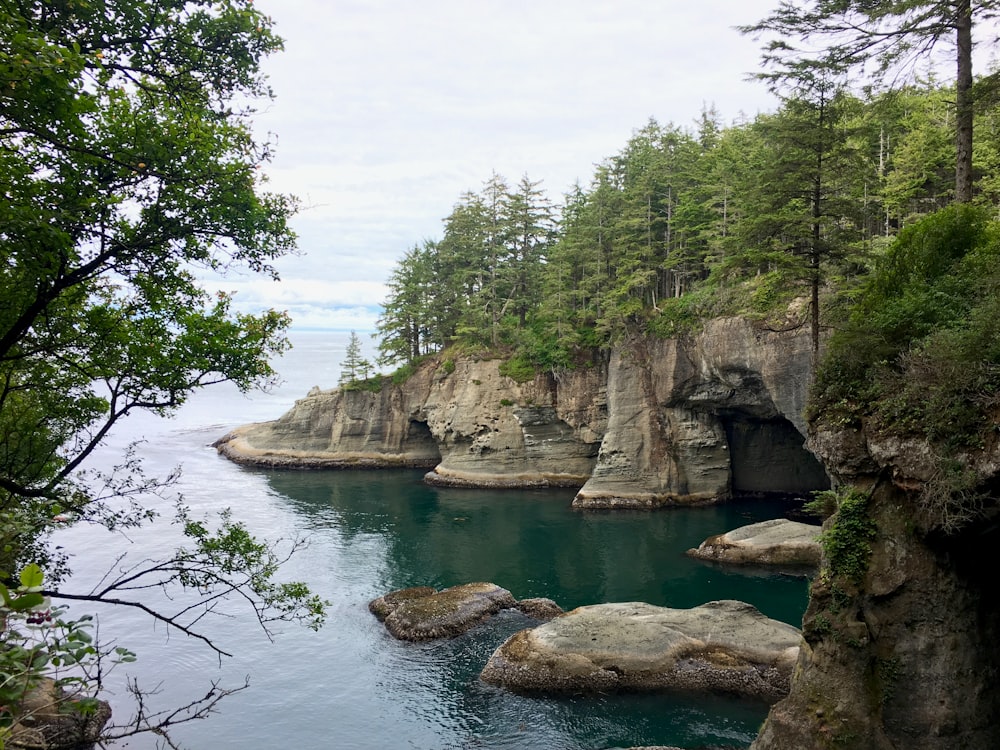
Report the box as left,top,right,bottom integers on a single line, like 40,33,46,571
215,320,829,509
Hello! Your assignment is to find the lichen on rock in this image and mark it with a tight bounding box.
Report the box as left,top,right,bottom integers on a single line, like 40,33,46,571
480,600,800,702
368,583,516,641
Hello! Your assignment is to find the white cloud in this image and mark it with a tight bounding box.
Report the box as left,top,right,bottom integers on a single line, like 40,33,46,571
242,0,782,332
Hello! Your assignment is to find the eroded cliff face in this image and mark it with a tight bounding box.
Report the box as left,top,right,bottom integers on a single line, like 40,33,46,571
751,425,1000,750
574,318,828,508
216,318,828,502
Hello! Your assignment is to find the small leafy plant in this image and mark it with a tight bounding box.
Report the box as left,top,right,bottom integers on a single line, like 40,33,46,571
819,488,877,584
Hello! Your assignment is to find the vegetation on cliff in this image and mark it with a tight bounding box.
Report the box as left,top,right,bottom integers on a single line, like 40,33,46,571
376,85,1000,376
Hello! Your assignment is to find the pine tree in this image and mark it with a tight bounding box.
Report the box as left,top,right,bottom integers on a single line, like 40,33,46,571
340,331,366,384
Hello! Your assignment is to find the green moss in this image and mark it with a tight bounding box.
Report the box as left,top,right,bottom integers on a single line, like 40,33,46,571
820,487,877,584
342,376,385,393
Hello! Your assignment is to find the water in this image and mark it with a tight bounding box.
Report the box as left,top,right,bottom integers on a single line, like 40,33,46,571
57,331,811,750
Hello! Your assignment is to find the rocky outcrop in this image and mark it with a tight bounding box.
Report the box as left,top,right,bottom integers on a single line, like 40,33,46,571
217,319,828,505
217,356,606,487
573,319,827,508
514,597,564,620
687,518,821,568
369,585,565,641
369,583,517,640
480,600,800,702
7,678,111,749
750,423,1000,749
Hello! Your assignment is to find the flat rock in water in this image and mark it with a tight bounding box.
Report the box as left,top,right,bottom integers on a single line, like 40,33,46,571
686,518,821,567
369,583,516,640
480,600,800,702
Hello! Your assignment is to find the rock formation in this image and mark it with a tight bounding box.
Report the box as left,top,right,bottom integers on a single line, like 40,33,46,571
368,583,516,641
6,678,111,749
369,585,564,642
216,318,829,506
687,518,821,568
750,425,1000,749
480,600,800,702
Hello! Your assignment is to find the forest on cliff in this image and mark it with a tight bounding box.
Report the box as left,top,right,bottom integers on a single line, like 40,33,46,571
376,82,1000,372
370,0,1000,515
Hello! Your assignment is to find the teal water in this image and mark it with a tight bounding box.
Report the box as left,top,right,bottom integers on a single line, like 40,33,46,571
59,332,813,750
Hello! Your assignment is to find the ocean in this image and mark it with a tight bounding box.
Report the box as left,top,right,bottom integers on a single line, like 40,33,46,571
55,330,809,749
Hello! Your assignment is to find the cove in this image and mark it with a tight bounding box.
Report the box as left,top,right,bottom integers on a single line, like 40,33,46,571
61,333,813,749
180,467,808,749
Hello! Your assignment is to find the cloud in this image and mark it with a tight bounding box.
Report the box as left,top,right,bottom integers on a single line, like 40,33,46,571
242,0,781,332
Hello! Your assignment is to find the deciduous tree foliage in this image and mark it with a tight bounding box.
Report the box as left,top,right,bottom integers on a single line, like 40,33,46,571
1,0,323,740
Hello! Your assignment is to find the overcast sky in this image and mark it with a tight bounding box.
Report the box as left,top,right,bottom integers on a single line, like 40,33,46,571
207,0,783,332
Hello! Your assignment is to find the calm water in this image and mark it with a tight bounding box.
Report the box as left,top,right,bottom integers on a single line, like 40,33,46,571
58,331,812,750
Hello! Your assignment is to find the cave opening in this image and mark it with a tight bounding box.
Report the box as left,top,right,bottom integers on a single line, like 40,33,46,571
720,413,830,497
407,418,442,460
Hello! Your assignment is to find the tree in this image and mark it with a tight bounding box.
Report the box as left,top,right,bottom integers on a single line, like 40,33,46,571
0,0,324,742
376,242,436,366
742,0,1000,203
726,89,868,352
340,330,370,384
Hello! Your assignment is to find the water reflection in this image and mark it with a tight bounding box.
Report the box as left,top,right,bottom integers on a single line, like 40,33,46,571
265,469,811,624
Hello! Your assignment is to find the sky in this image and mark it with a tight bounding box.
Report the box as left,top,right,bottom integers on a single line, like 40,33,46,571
206,0,784,333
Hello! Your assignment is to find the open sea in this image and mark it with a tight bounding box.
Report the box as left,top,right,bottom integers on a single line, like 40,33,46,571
56,330,811,750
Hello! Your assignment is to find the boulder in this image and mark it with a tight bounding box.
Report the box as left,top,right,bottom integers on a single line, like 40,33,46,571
369,583,516,641
480,600,800,702
686,518,821,568
7,678,111,749
515,597,564,620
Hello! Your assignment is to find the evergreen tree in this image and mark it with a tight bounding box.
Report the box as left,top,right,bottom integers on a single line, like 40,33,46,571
728,86,868,352
742,0,1000,203
377,242,435,365
340,331,366,384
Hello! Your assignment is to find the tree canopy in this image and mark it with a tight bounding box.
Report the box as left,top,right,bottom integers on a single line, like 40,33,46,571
1,0,323,742
740,0,1000,203
376,78,998,371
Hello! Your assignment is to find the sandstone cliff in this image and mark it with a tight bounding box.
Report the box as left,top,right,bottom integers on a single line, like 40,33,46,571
215,317,829,506
750,423,1000,749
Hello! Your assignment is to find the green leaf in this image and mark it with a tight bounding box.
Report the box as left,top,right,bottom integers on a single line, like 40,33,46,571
8,592,44,611
19,564,44,590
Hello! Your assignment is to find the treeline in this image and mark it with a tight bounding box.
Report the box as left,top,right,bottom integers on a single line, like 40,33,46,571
376,82,1000,371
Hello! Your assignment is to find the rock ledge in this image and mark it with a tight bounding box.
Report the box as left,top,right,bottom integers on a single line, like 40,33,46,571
481,600,800,702
686,518,821,568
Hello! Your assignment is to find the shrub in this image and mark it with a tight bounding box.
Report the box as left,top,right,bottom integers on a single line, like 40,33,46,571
810,204,1000,454
498,355,536,383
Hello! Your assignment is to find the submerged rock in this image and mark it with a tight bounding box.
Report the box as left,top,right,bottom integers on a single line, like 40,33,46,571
480,600,800,702
686,518,821,568
369,583,516,641
515,597,564,620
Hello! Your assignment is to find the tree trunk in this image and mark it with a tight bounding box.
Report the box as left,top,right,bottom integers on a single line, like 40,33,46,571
954,0,974,203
